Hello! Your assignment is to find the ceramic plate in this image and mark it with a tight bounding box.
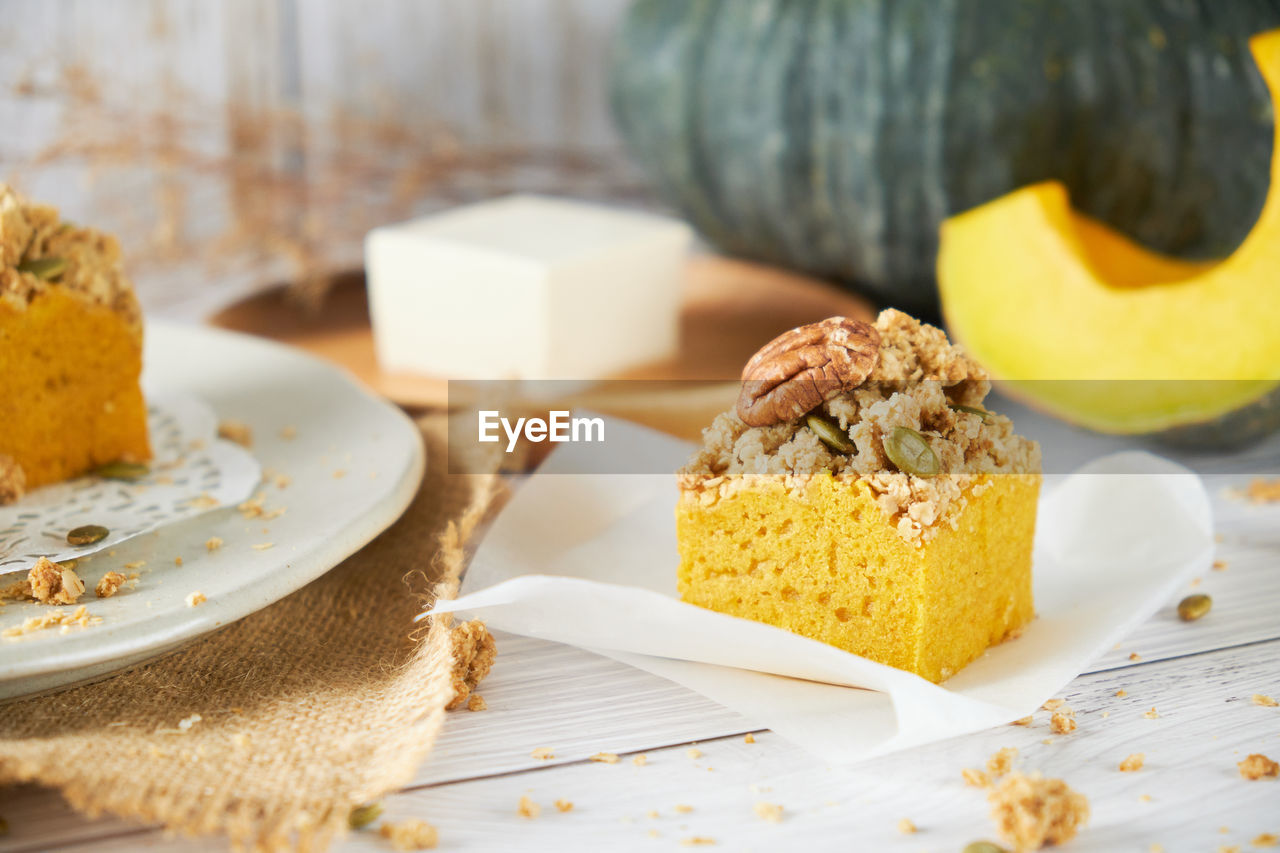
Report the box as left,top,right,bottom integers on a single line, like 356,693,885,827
0,321,424,699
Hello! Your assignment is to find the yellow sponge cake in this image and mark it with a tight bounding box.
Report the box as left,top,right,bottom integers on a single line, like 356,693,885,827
676,310,1040,682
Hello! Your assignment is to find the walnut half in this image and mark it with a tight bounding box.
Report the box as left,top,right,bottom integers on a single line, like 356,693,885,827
735,317,880,427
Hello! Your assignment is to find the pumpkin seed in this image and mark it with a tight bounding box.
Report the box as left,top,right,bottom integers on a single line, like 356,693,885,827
66,524,109,547
883,426,940,478
1177,593,1212,622
805,413,855,454
15,256,67,280
348,802,384,830
949,403,992,422
962,843,1008,853
93,460,150,482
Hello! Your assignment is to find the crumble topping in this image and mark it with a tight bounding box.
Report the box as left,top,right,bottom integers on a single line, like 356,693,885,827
989,771,1089,851
1050,711,1077,735
0,454,25,506
466,694,487,711
27,557,85,605
679,310,1041,542
0,184,142,338
445,620,496,711
1238,753,1279,780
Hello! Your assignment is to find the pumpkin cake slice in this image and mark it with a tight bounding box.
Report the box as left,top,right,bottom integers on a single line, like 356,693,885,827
675,310,1041,683
0,184,150,503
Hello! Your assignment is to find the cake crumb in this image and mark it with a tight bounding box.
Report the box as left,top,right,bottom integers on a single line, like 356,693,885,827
1238,753,1279,780
1243,477,1280,504
446,621,496,711
1050,712,1077,735
554,799,573,813
1011,716,1033,726
378,818,438,850
753,802,783,823
1129,653,1142,661
679,838,716,847
987,747,1019,778
744,733,756,744
590,752,620,764
686,748,702,759
1213,560,1228,571
217,419,253,448
1253,694,1278,707
280,425,297,440
531,747,554,760
517,796,541,818
1252,833,1278,847
173,556,183,566
988,771,1089,851
27,557,85,605
633,754,648,766
185,591,206,607
1139,794,1152,803
1116,689,1128,698
95,571,127,598
1119,753,1145,772
897,817,917,834
466,694,487,712
1143,707,1160,719
674,804,694,814
963,768,992,788
205,537,223,552
1041,699,1065,711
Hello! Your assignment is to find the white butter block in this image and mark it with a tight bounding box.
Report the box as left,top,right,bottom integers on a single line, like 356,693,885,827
365,195,692,380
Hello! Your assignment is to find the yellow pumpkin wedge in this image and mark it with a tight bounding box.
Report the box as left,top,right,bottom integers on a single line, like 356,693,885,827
938,30,1280,441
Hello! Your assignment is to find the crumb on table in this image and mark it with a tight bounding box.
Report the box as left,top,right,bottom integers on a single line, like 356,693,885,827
589,752,619,764
185,590,206,608
1242,477,1280,504
465,694,487,712
897,817,917,834
205,537,223,552
1050,711,1077,735
1238,753,1279,780
753,802,783,823
987,747,1019,778
554,799,573,813
1253,694,1278,707
1119,754,1145,772
446,620,496,711
517,795,540,819
217,419,253,448
989,771,1089,851
378,818,438,851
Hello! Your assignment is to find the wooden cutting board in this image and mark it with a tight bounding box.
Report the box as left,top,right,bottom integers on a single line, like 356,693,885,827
209,255,873,439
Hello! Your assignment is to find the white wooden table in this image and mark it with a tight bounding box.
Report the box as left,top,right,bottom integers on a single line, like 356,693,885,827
2,468,1278,852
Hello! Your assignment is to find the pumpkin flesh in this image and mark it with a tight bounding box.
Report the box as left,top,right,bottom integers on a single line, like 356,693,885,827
938,31,1280,436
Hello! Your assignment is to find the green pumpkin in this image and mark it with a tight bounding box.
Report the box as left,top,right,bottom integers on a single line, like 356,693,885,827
609,0,1280,313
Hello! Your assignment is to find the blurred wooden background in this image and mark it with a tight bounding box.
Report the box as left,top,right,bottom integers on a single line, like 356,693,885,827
0,0,646,319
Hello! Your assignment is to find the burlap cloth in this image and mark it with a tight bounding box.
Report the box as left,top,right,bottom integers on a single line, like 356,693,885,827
0,415,501,850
